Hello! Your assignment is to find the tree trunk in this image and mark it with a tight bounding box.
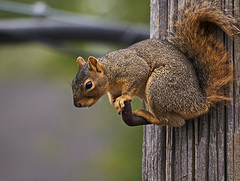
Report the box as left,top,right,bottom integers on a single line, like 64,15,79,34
142,0,240,180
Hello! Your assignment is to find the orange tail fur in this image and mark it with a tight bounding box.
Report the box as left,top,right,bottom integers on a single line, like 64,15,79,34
171,2,239,104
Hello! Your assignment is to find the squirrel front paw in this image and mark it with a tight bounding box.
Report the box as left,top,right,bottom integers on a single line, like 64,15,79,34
113,95,131,114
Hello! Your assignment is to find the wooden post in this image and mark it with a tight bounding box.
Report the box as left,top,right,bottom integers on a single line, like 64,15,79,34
142,0,240,180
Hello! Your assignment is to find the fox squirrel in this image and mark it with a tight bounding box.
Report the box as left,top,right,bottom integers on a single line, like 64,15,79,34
72,2,239,127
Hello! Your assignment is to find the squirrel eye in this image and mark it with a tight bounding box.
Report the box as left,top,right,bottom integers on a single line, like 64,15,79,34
85,81,93,90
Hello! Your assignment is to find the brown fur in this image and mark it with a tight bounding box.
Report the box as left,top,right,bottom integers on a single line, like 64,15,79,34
171,2,239,104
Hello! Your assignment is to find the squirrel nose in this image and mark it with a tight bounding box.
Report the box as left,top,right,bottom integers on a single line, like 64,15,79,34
74,100,82,107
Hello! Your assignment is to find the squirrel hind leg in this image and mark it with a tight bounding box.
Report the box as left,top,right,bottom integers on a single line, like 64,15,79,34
145,67,209,127
132,109,186,127
132,109,169,126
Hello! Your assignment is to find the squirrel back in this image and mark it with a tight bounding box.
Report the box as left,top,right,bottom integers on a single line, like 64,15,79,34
171,2,239,104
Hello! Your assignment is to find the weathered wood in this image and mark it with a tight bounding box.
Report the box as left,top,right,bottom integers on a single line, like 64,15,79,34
233,1,240,180
142,0,240,180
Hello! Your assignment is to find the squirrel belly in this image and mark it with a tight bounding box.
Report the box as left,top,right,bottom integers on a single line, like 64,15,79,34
72,2,239,127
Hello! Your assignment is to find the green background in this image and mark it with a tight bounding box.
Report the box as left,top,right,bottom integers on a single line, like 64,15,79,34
0,0,150,180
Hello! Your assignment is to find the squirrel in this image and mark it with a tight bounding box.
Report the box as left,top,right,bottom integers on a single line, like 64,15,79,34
72,2,239,127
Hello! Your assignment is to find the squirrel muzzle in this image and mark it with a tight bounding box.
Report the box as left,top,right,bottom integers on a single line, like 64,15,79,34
73,97,96,108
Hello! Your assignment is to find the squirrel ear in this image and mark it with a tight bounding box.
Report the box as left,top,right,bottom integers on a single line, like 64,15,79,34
76,56,86,69
88,56,103,74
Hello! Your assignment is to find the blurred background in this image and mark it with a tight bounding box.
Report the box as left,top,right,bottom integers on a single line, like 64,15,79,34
0,0,149,180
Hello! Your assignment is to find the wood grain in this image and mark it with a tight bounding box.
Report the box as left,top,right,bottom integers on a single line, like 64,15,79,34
142,0,240,180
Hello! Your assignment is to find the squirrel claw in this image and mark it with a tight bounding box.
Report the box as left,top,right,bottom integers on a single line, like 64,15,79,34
114,97,129,114
118,108,124,115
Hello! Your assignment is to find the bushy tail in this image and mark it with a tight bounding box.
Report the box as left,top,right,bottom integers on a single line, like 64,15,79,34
171,2,240,104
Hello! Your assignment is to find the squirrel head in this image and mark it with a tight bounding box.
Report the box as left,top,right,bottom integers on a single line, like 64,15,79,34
72,56,109,108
